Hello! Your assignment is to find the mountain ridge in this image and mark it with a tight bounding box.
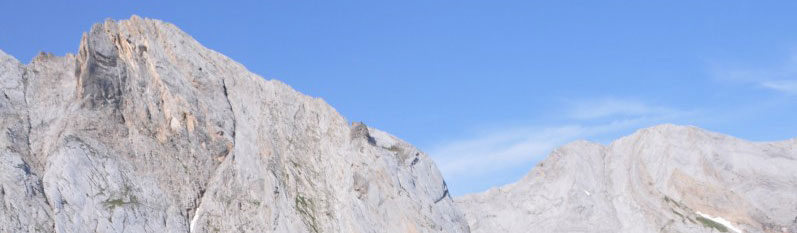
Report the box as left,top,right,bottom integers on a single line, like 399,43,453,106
456,124,797,233
0,16,469,233
2,15,795,233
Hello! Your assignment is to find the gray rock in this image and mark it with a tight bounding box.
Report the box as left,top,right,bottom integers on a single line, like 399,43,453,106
0,16,469,233
457,124,797,233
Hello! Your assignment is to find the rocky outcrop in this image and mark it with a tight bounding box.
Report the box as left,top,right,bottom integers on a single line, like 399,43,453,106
0,16,469,233
456,125,797,233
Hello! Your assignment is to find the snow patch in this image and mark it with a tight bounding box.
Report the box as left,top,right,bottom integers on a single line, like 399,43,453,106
189,207,202,232
695,211,742,233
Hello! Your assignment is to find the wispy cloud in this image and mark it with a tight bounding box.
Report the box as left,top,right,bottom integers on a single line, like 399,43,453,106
760,80,797,94
429,98,690,183
431,125,582,178
565,98,680,120
710,49,797,94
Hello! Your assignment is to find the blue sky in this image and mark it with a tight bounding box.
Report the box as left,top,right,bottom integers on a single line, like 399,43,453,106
2,1,796,196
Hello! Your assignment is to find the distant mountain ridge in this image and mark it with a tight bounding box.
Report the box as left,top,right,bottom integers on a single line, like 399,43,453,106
456,124,797,233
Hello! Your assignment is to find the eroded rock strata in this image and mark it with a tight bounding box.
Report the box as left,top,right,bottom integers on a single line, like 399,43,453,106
457,125,797,233
0,16,468,233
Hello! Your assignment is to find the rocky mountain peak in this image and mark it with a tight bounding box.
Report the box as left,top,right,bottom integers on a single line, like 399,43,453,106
0,16,469,233
457,124,797,233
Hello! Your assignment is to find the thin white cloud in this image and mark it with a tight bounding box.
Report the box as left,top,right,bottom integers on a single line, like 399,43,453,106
710,49,797,94
429,99,689,180
760,80,797,94
565,98,679,119
431,125,583,178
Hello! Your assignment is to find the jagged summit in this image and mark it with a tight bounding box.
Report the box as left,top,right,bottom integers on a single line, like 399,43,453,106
456,124,797,233
13,16,175,64
0,16,469,233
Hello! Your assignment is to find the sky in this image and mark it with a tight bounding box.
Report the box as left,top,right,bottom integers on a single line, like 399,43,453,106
1,1,796,196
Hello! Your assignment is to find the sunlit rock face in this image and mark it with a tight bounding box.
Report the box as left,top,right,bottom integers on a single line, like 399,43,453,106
456,124,797,233
0,16,469,233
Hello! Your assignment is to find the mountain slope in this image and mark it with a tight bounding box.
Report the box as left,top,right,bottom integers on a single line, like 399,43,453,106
0,16,469,233
456,124,797,233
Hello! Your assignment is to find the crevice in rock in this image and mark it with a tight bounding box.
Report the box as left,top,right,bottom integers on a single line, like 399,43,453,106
188,190,204,233
434,181,450,204
221,78,236,143
410,153,420,167
185,78,238,232
20,68,33,160
19,67,55,224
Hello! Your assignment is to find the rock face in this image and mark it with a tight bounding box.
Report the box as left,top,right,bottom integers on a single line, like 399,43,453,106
0,16,469,233
456,125,797,233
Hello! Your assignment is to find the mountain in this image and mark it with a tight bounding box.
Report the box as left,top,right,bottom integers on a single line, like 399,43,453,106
456,124,797,233
0,16,469,233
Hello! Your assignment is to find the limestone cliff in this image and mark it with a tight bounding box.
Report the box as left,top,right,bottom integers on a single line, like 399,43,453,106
0,16,469,233
456,125,797,233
